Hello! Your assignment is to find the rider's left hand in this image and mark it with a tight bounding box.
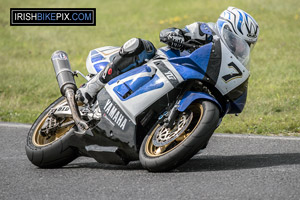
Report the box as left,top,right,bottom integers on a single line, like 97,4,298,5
166,32,185,50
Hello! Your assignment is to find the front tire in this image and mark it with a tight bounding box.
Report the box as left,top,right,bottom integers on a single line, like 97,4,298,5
139,101,220,172
25,97,78,168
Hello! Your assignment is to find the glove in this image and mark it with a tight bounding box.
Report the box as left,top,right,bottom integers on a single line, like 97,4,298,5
166,31,185,50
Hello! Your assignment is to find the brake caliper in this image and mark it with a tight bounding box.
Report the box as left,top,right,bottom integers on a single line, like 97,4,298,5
40,108,64,138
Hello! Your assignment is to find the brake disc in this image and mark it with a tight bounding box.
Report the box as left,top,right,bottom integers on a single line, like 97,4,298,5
152,112,193,147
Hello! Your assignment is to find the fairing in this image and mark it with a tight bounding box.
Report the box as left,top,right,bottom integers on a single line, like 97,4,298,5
86,46,120,75
222,28,250,68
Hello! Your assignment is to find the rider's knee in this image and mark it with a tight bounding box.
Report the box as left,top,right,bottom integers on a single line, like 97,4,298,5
99,38,156,83
118,38,156,71
120,38,156,59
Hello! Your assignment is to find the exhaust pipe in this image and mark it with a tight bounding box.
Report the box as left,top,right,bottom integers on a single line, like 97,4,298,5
51,51,88,132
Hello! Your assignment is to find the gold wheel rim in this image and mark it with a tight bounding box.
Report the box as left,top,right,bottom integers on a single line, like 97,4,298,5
145,103,204,157
32,99,74,147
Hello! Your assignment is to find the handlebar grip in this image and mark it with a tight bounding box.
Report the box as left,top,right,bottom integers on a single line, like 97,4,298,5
161,37,201,50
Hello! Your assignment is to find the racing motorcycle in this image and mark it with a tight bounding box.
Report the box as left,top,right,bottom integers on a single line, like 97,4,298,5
26,25,251,172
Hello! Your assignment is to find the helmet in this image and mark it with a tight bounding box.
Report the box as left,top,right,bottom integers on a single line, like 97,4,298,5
217,7,259,49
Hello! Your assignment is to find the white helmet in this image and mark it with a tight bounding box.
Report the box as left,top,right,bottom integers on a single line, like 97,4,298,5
217,7,259,48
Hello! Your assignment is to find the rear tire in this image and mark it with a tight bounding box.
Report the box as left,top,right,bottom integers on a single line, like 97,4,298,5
139,101,220,172
25,97,78,168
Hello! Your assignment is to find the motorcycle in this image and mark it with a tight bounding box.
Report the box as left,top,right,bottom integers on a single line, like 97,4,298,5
26,25,251,172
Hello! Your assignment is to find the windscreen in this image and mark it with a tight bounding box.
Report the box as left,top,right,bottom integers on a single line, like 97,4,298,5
222,28,251,69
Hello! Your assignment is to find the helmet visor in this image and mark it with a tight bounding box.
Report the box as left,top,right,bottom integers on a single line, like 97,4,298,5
222,28,251,69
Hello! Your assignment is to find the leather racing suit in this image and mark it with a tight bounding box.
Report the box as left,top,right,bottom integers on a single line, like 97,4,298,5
76,22,214,104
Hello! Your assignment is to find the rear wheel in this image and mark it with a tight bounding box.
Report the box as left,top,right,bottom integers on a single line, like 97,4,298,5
25,97,78,168
139,101,220,172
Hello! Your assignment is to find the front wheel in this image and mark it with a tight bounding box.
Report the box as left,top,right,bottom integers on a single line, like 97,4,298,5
25,97,78,168
139,101,220,172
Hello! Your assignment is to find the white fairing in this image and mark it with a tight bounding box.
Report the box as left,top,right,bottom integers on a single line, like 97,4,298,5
86,46,120,75
215,42,250,95
104,60,184,124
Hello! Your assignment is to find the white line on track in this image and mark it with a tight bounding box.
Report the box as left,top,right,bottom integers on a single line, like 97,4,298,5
0,122,31,129
213,133,300,141
0,122,299,141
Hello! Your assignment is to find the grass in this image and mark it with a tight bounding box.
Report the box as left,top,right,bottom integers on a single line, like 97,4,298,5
0,0,300,135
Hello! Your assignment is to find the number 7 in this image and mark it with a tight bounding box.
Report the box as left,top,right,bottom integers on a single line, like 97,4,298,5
222,62,242,83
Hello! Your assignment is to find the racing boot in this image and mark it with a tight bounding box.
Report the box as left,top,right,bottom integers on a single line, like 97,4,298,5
76,72,105,104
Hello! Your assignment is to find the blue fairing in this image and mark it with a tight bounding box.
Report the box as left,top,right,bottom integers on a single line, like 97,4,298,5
91,54,104,63
109,65,163,101
114,75,164,101
113,76,152,98
167,43,212,80
227,90,247,114
113,82,131,97
125,75,163,100
91,50,100,56
94,62,109,73
108,65,152,85
178,91,222,114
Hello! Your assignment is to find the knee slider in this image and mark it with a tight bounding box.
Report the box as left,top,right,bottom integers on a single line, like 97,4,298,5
116,38,157,72
120,38,144,57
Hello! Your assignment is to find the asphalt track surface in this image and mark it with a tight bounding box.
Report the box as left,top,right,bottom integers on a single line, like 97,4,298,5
1,122,300,200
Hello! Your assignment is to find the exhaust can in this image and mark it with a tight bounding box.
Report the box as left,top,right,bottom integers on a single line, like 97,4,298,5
51,51,77,95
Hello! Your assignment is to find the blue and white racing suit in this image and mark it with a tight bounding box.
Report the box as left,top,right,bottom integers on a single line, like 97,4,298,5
77,22,214,104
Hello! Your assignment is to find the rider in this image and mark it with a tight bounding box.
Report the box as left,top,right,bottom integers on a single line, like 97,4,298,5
76,6,259,104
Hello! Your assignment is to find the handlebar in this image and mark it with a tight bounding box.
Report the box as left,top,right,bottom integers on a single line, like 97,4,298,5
181,42,201,49
161,38,201,50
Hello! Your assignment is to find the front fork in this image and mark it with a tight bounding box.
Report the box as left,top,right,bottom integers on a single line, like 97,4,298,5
162,81,194,129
